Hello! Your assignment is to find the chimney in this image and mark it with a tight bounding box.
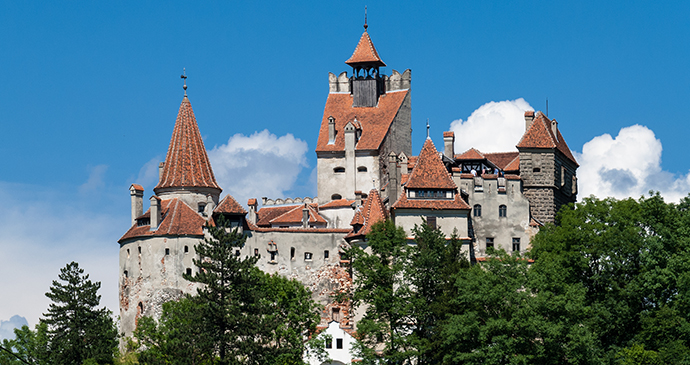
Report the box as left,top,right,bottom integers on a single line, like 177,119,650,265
247,198,258,225
150,196,161,231
204,195,215,218
302,204,309,228
398,152,408,175
524,111,535,131
355,190,362,207
130,184,144,226
158,162,165,182
443,131,455,159
328,116,336,144
388,152,399,206
551,119,559,142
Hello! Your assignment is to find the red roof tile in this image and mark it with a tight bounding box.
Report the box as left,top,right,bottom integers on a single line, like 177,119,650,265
503,155,520,172
119,198,207,242
256,205,299,227
269,204,327,225
347,189,387,239
131,184,144,192
404,139,457,190
484,152,519,170
214,195,247,214
455,148,485,160
247,198,257,206
392,192,471,211
345,31,386,67
443,131,455,138
315,90,409,152
155,96,221,192
516,111,578,165
320,199,355,209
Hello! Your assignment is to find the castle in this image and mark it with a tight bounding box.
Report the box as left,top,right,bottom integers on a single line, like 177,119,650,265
118,23,578,362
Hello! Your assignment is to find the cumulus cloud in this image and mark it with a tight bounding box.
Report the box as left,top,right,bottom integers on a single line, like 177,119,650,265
449,98,533,153
208,130,309,206
0,315,28,340
575,125,690,202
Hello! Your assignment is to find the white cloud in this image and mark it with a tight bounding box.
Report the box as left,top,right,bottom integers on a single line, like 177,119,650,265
136,156,162,188
575,125,690,202
208,130,309,206
79,165,108,193
449,98,533,153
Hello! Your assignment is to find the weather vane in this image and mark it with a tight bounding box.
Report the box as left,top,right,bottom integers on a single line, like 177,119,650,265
364,6,368,30
181,68,188,96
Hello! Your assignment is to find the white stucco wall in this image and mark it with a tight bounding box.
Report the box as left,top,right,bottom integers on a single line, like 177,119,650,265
306,321,357,365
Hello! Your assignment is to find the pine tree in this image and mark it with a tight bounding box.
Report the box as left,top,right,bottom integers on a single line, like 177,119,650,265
42,261,117,365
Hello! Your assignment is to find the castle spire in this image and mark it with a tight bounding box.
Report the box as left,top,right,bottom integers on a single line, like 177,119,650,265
181,68,188,97
154,94,221,195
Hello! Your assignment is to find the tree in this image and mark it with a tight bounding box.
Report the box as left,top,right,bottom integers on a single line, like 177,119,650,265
0,322,49,365
41,261,117,365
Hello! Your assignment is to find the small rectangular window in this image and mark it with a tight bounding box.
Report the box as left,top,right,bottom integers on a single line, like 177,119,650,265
138,247,142,254
254,248,259,257
324,250,329,259
512,237,520,252
426,216,437,229
291,247,295,260
486,237,494,250
336,338,343,349
235,250,241,257
165,248,170,255
186,268,192,276
270,252,277,261
184,245,189,254
325,338,332,349
305,252,313,261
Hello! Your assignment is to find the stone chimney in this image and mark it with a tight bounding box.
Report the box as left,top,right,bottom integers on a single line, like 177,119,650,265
443,131,455,159
551,119,559,142
150,196,162,231
524,111,535,131
355,190,362,207
302,204,309,228
399,152,408,175
158,162,165,182
388,152,399,206
130,184,144,226
328,116,336,144
204,195,215,218
247,198,258,225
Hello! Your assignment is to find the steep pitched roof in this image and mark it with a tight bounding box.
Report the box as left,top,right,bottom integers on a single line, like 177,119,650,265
503,155,520,172
155,96,221,192
517,111,578,165
345,31,386,67
214,195,247,214
119,198,207,242
269,204,327,225
455,148,485,161
404,139,457,190
315,90,409,152
347,189,387,239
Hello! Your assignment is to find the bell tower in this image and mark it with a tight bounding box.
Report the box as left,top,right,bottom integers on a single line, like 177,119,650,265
345,19,386,107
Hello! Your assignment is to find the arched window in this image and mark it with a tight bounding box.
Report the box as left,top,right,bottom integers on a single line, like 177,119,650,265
473,204,482,217
357,166,368,172
499,205,507,217
331,194,342,200
333,167,345,173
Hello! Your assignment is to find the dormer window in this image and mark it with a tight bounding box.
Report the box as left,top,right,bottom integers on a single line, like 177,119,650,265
410,189,451,199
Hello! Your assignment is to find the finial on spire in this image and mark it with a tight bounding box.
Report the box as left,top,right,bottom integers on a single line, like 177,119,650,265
426,118,430,140
364,6,368,30
181,68,188,96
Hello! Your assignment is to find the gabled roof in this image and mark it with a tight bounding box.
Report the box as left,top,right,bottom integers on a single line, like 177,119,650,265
484,152,519,170
255,205,298,227
517,111,578,165
345,30,386,67
214,195,247,215
269,204,327,225
155,96,221,192
455,148,485,161
404,139,457,190
503,155,520,172
119,198,207,242
347,189,387,239
315,90,409,152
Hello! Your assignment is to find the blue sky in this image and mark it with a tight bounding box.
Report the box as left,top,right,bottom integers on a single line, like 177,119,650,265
1,1,689,331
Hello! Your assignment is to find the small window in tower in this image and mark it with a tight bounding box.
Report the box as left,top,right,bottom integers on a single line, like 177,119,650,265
333,167,345,173
291,247,295,260
533,167,541,173
124,270,128,278
254,248,259,257
198,203,206,214
305,252,313,261
512,237,521,252
357,166,367,172
165,248,170,255
336,338,343,349
138,246,142,254
473,204,482,217
270,251,277,262
324,250,329,259
331,194,342,200
426,216,437,229
127,249,130,258
499,205,507,218
486,237,494,250
184,245,189,254
186,268,192,276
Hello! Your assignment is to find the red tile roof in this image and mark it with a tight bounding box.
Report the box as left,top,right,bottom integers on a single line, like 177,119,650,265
155,96,221,192
455,148,485,160
516,111,578,165
392,192,471,211
315,90,409,152
119,198,207,242
347,189,387,239
484,152,519,170
443,131,455,138
255,205,298,227
214,195,247,214
503,155,520,172
245,221,350,234
320,199,355,209
131,184,144,192
269,204,327,225
345,31,386,67
404,139,457,190
247,198,257,206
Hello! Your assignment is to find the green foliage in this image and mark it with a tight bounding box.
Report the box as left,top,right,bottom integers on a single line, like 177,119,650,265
0,322,49,364
134,217,321,365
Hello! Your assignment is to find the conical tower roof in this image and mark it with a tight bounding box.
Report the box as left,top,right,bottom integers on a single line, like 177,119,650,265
154,96,221,193
345,30,386,67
